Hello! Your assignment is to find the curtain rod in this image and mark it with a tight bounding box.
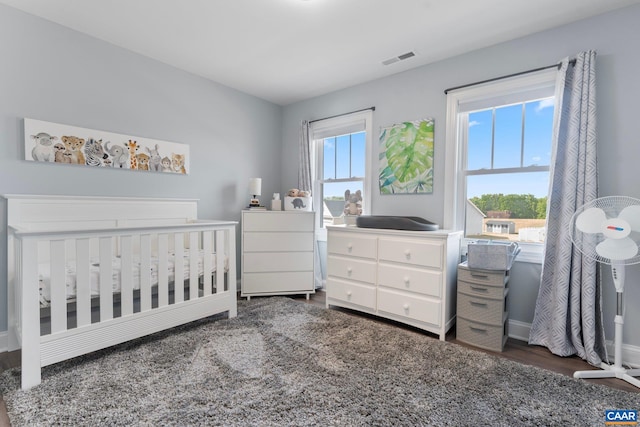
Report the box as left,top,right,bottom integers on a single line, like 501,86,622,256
309,106,375,124
443,59,576,95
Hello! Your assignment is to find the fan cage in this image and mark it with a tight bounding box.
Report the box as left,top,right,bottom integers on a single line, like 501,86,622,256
571,196,640,266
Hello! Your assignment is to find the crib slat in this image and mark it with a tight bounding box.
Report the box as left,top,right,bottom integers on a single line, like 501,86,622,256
215,230,225,294
50,240,67,334
189,232,199,300
20,238,41,389
75,238,91,327
174,233,185,303
99,237,114,321
227,227,237,316
158,234,169,307
203,231,213,296
140,234,152,311
120,236,134,316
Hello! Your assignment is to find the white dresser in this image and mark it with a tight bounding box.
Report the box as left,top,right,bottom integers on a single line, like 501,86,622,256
241,210,315,300
326,225,462,340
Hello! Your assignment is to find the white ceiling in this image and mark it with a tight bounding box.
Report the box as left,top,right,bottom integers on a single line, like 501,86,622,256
2,0,639,105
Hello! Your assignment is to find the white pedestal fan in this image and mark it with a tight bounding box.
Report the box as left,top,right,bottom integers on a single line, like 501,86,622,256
571,195,640,388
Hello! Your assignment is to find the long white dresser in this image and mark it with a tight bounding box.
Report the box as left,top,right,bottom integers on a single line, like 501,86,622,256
241,210,315,300
326,225,462,340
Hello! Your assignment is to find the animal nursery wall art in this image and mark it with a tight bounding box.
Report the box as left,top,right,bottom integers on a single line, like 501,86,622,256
24,118,190,174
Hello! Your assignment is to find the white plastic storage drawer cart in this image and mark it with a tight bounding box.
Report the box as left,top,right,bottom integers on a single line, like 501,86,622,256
456,261,510,351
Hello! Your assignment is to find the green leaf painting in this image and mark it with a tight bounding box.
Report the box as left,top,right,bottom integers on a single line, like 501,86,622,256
379,118,434,194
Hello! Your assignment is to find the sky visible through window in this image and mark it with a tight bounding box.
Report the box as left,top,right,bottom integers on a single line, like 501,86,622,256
466,98,554,199
323,132,365,199
321,99,553,202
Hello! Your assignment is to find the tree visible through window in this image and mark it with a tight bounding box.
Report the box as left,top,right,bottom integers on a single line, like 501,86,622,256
464,98,554,243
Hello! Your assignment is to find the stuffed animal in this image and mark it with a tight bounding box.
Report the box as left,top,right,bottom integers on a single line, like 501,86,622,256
287,188,311,197
344,189,363,216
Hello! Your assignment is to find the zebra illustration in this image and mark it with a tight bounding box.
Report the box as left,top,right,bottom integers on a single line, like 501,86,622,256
84,138,109,166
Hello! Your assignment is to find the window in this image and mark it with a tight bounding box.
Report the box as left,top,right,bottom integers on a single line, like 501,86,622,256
309,110,373,231
444,70,557,262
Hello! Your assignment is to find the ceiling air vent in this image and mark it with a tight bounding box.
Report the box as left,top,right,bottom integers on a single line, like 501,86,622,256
382,51,416,66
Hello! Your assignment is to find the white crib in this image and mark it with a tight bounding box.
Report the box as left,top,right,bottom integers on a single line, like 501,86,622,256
4,194,237,390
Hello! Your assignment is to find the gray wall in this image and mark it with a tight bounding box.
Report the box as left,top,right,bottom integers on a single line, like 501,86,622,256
282,4,640,346
2,3,640,348
0,4,283,332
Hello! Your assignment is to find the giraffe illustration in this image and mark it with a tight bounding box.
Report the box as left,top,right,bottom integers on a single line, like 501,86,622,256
126,140,140,170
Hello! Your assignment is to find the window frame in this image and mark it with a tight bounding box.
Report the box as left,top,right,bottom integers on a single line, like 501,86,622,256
444,69,557,263
309,110,373,234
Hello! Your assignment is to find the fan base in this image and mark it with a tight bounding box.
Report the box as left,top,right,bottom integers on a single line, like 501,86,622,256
574,364,640,389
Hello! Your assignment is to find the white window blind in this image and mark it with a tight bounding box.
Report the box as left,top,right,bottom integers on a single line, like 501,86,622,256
310,115,366,140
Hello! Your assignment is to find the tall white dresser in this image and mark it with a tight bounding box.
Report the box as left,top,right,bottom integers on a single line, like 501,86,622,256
326,225,462,340
241,210,315,300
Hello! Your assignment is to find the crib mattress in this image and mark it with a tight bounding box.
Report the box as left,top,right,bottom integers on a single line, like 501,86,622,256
38,250,227,308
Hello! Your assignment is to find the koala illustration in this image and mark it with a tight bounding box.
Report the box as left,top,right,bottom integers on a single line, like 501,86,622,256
31,132,57,162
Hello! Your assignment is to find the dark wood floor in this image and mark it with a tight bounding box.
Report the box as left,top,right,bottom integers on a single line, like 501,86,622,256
0,291,636,426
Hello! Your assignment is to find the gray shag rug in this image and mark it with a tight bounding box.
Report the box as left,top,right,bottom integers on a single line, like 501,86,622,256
1,297,638,426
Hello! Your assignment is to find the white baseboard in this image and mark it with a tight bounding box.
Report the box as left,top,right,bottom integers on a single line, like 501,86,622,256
508,319,531,342
605,341,640,369
508,319,640,368
0,331,7,353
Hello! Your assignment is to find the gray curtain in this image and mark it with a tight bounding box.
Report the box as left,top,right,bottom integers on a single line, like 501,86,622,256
298,120,312,192
529,51,606,366
298,119,323,288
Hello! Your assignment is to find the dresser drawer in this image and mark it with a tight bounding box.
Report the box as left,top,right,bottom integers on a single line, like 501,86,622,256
328,255,376,284
377,263,442,297
457,280,507,300
457,316,508,352
243,251,313,273
327,232,377,259
244,232,314,252
457,266,508,287
377,288,441,326
326,278,376,309
243,212,313,232
243,272,314,294
457,292,507,325
378,238,443,269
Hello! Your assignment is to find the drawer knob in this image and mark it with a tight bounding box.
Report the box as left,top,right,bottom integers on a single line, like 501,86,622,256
347,267,353,275
346,290,352,297
404,249,411,258
403,303,410,311
403,276,410,286
347,243,353,252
